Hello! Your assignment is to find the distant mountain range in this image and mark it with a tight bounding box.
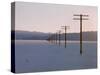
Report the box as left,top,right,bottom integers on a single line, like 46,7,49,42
11,30,97,41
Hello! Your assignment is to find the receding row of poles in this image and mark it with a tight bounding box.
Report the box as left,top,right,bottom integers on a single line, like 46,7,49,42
47,25,70,48
47,14,89,55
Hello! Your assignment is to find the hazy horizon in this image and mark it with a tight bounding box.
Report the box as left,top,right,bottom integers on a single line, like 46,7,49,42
14,2,97,33
13,29,97,34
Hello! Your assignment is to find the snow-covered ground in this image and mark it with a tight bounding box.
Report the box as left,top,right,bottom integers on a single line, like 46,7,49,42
15,40,97,73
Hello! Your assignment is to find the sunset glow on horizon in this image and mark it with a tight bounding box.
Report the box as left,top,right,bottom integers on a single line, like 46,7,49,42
14,2,97,33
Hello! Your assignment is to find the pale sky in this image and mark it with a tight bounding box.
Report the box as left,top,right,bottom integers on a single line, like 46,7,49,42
15,2,97,33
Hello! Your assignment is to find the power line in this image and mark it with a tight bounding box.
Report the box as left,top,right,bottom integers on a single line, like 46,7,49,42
61,26,70,48
73,14,89,55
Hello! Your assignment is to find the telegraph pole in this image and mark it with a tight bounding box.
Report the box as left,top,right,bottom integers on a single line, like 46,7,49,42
50,34,54,43
73,14,89,55
61,26,69,48
47,33,51,42
58,30,61,46
54,33,57,44
55,32,58,44
52,34,55,43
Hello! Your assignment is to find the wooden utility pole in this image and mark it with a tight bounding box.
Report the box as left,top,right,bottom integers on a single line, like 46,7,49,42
50,34,54,43
52,34,55,43
54,33,57,44
55,32,58,44
73,14,88,55
47,33,51,42
58,30,61,46
61,26,69,48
